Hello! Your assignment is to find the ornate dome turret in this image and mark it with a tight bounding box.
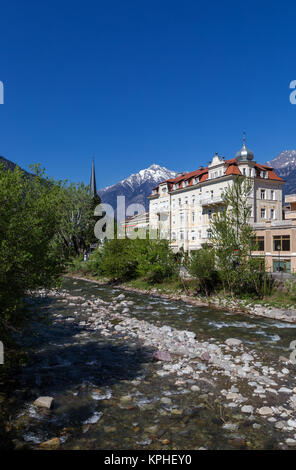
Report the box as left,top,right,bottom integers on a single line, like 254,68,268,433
235,133,254,161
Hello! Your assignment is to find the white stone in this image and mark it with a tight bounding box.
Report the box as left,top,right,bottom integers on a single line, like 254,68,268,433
33,396,54,409
241,405,254,414
225,338,242,347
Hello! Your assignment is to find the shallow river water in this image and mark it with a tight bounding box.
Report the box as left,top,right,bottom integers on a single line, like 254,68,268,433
7,278,296,450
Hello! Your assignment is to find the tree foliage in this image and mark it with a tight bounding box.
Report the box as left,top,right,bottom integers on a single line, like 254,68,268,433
0,164,65,333
210,176,268,296
186,246,219,296
92,237,178,283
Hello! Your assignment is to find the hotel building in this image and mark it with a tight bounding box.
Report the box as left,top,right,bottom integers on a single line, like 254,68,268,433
148,138,286,262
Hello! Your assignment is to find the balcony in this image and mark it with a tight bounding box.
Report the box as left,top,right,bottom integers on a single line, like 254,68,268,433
156,205,169,215
201,195,224,206
285,194,296,204
285,211,296,220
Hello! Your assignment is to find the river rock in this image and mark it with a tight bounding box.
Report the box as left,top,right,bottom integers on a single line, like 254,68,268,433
241,405,254,414
39,437,60,448
33,396,54,409
225,338,242,347
200,352,211,362
286,438,296,447
116,294,125,301
258,406,273,416
152,351,172,362
241,353,254,362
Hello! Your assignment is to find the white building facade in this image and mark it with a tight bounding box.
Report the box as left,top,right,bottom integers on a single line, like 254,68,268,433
148,140,284,252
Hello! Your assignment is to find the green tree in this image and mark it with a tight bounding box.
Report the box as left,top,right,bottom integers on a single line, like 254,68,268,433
56,182,98,257
99,238,138,281
0,164,65,334
135,238,177,283
210,176,267,296
186,246,219,296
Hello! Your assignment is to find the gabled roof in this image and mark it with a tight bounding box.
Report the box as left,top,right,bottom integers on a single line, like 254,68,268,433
148,156,284,197
225,164,241,176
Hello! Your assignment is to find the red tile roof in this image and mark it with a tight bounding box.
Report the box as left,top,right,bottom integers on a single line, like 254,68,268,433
149,157,284,196
225,164,242,176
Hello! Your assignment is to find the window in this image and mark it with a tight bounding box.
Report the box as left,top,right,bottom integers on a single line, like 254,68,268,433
178,198,181,206
273,259,291,273
243,168,246,176
180,213,184,224
191,230,196,241
271,190,275,201
192,211,195,222
261,190,266,200
180,231,184,240
261,208,266,219
249,168,253,177
261,171,267,178
171,232,176,241
184,180,188,187
273,235,290,251
254,236,265,251
270,209,275,219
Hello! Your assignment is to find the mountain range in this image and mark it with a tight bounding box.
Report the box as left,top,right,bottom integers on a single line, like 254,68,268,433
98,164,177,211
266,150,296,196
1,151,296,211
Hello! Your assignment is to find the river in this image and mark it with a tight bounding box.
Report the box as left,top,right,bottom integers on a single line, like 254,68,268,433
5,277,296,450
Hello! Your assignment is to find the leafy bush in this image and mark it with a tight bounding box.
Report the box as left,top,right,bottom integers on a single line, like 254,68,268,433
135,238,177,283
99,238,138,281
186,246,219,296
87,237,178,284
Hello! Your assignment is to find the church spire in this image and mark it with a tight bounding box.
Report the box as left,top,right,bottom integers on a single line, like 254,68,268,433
90,157,97,197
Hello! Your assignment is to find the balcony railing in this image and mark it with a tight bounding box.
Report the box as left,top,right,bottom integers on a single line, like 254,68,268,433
201,195,224,206
285,211,296,220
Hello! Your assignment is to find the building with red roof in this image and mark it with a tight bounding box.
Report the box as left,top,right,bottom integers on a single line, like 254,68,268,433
148,137,285,253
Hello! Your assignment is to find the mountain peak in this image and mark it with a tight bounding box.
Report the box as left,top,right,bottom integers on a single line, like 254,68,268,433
267,150,296,169
98,164,177,211
266,150,296,196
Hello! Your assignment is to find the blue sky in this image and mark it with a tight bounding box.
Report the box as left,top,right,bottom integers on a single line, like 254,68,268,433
0,0,295,188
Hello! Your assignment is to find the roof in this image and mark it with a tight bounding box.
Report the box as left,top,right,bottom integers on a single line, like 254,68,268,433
148,157,284,197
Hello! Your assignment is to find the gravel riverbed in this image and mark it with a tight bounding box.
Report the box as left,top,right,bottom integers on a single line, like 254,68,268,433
6,278,296,450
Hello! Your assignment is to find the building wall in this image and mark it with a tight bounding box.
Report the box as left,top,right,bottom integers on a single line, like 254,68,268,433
253,220,296,273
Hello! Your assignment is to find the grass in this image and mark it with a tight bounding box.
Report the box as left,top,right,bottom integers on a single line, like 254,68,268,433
67,257,296,311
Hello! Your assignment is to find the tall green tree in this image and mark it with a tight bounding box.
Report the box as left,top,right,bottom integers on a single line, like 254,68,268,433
56,182,98,256
0,164,65,333
210,176,266,296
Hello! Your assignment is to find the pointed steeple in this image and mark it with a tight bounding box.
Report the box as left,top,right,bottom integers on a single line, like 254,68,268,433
90,157,97,197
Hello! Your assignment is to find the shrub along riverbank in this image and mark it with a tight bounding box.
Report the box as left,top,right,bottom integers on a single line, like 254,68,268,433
67,236,296,315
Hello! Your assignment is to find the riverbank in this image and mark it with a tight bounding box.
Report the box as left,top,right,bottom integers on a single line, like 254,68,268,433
66,272,296,324
6,277,296,449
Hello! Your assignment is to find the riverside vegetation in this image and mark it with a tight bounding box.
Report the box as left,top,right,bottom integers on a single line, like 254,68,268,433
0,162,101,446
1,164,296,449
68,177,296,314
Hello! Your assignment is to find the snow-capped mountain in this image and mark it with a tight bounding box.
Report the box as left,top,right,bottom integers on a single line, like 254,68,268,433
266,150,296,196
98,164,177,211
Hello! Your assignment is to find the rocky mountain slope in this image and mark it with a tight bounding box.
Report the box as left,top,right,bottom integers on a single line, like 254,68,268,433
267,150,296,196
98,164,177,211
